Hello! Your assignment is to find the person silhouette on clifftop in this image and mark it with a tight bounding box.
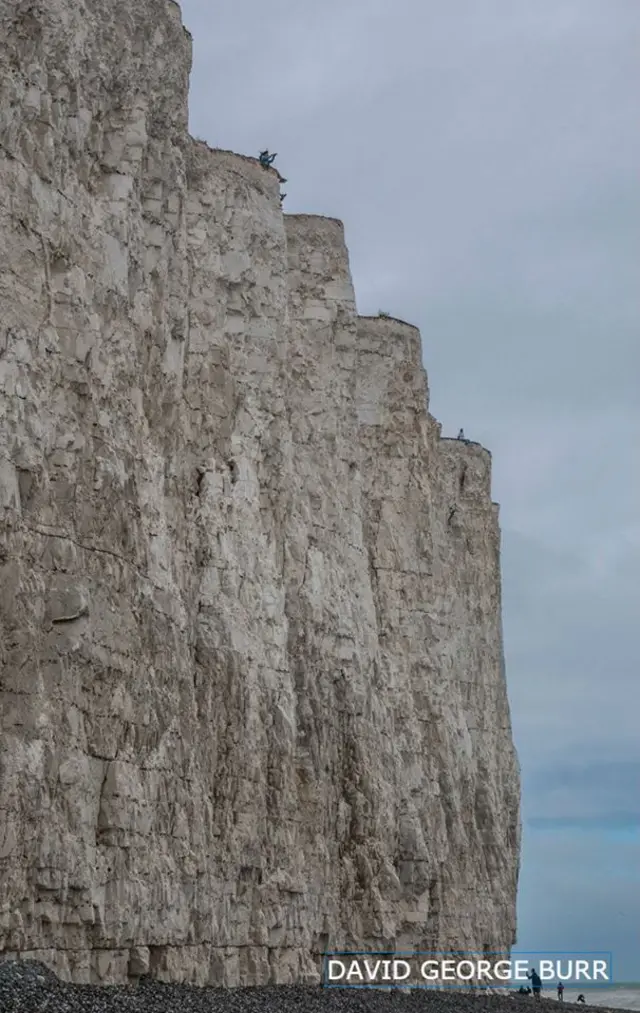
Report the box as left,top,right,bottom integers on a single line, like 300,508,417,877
557,982,565,1001
258,150,287,183
457,428,465,440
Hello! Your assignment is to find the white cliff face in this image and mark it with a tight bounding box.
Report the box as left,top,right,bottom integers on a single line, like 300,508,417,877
0,0,520,987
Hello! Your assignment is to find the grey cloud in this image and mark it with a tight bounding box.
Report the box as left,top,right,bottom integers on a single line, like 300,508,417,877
528,816,640,831
525,760,640,825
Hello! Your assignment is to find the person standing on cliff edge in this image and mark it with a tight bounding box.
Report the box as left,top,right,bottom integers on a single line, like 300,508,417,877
258,149,287,184
557,982,565,1001
258,149,276,167
527,969,542,998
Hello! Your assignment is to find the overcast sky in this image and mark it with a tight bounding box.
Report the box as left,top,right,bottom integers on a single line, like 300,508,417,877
178,0,640,979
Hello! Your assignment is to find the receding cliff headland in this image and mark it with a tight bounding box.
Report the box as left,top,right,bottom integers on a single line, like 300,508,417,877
0,0,520,987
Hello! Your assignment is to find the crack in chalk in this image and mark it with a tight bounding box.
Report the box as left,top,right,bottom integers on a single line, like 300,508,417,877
51,606,89,625
40,232,53,327
19,523,188,631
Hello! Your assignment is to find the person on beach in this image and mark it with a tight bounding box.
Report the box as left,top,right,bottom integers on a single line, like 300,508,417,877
577,995,586,1004
557,982,565,1001
527,968,542,998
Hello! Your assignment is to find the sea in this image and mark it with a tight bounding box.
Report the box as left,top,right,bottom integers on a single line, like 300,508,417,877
560,986,640,1011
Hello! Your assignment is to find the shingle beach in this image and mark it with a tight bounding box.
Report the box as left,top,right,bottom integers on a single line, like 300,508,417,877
0,962,623,1013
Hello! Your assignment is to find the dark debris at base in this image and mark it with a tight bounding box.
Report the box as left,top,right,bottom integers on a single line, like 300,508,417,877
0,962,620,1013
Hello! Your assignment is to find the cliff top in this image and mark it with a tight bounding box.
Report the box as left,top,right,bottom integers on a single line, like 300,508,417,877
359,314,420,330
440,437,493,456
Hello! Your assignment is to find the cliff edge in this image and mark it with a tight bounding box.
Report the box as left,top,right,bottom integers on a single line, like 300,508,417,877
0,0,520,986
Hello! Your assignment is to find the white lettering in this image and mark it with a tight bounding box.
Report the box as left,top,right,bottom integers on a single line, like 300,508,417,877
457,960,475,980
421,960,439,980
346,960,364,980
328,960,345,980
328,953,609,990
393,960,411,980
494,960,512,980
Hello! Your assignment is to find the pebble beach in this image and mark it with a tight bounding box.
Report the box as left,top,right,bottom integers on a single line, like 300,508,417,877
0,962,631,1013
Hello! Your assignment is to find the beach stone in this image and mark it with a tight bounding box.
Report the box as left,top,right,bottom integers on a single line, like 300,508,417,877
0,962,623,1013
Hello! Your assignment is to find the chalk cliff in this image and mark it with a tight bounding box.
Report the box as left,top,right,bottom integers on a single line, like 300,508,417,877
0,0,520,987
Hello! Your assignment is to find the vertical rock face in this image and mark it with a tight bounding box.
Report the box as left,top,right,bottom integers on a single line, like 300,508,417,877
0,0,520,988
355,318,519,951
